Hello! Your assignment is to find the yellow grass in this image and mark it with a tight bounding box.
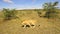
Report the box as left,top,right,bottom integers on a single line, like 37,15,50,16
0,9,60,34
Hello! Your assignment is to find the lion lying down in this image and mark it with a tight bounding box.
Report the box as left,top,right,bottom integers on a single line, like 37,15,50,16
21,19,37,28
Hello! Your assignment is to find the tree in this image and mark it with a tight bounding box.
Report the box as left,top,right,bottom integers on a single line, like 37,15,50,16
43,2,59,19
2,8,18,20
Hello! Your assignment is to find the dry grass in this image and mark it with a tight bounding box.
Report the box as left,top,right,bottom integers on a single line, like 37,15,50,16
0,9,60,34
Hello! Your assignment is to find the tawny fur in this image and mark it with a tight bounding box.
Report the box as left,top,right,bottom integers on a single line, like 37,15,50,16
21,19,37,28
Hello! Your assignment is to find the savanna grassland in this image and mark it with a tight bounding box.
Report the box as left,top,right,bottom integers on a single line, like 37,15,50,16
0,9,60,34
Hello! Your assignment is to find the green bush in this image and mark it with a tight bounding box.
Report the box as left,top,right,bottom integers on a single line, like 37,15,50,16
2,8,18,20
43,1,59,19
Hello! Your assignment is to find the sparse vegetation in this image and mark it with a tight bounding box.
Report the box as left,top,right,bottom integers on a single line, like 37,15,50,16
0,9,60,34
0,1,60,34
43,2,59,19
2,8,18,20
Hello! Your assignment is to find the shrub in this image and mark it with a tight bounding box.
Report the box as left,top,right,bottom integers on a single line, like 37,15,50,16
2,8,18,20
43,1,59,19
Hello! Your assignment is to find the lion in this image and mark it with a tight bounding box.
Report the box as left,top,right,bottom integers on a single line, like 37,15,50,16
21,19,37,28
